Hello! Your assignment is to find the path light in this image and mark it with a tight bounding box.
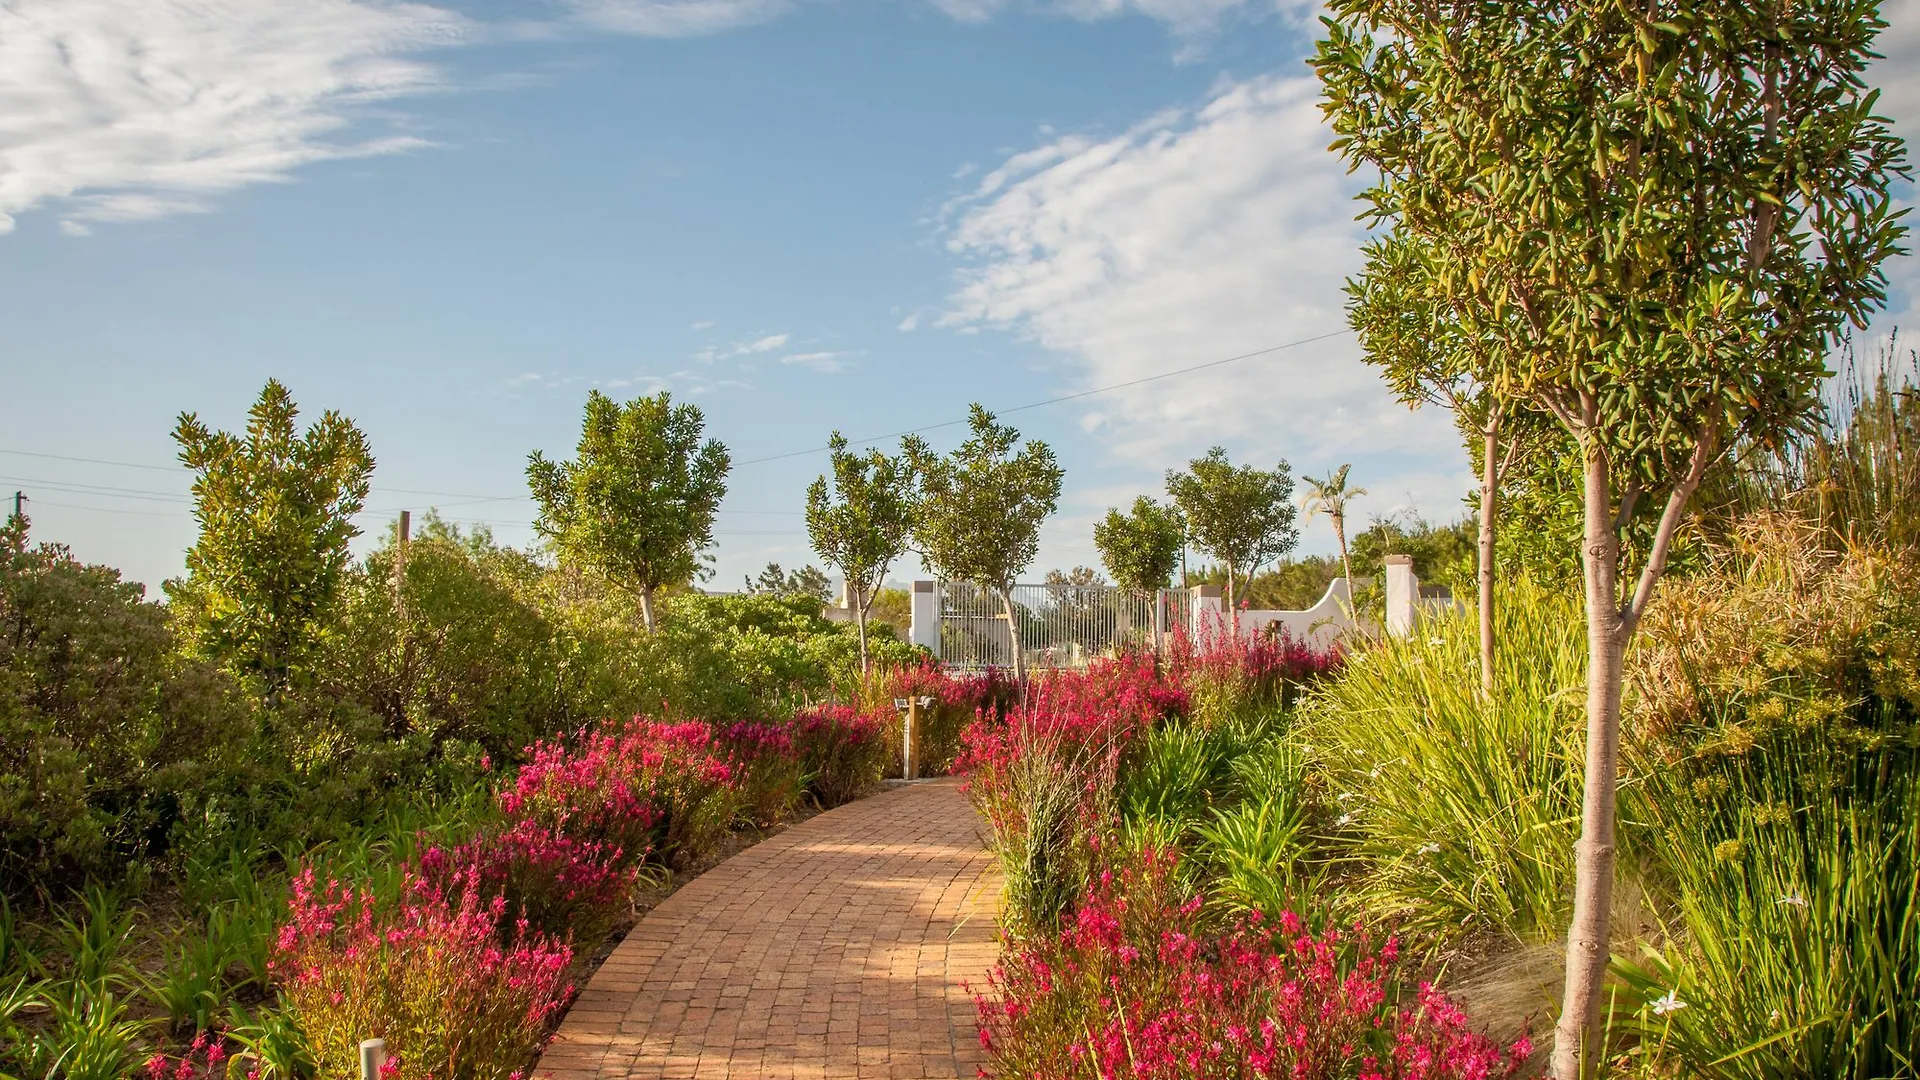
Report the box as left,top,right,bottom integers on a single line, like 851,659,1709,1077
360,1039,387,1080
892,696,935,780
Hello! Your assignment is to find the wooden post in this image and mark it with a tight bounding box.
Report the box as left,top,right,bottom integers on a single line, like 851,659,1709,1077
394,510,411,619
904,696,920,781
359,1039,387,1080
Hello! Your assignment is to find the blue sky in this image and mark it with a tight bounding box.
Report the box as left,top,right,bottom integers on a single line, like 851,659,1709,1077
3,0,1918,595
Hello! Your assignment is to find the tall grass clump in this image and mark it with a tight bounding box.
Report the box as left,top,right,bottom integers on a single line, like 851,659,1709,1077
1614,738,1917,1079
1305,579,1587,944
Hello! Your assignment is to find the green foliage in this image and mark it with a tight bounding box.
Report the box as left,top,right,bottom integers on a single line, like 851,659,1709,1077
1166,447,1298,611
1615,738,1918,1080
1,516,247,893
1299,464,1367,583
806,432,917,670
741,563,832,603
1194,738,1321,924
1304,581,1587,945
527,390,731,631
905,405,1062,679
1092,496,1183,593
169,380,375,694
905,404,1063,597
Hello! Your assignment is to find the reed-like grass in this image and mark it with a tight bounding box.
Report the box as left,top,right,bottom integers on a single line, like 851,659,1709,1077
1303,579,1588,946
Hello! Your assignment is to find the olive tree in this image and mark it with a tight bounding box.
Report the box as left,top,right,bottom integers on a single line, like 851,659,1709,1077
527,391,730,633
169,379,374,695
806,433,917,673
904,405,1063,683
1317,2,1908,1072
1165,447,1298,619
1092,496,1183,594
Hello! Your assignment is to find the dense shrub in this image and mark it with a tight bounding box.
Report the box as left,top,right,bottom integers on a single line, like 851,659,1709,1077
714,721,806,825
1,519,248,892
789,706,888,807
976,846,1530,1080
871,660,1020,776
273,866,573,1080
419,821,636,946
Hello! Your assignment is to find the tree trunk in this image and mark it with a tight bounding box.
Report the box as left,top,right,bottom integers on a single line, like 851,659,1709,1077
1225,565,1237,636
998,586,1027,684
1479,422,1500,700
854,588,871,674
1334,515,1354,606
1553,444,1626,1080
639,587,658,634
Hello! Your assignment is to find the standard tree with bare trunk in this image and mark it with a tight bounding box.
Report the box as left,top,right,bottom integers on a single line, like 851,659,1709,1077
1166,447,1298,626
806,432,917,673
1317,2,1908,1073
904,406,1062,684
527,391,731,633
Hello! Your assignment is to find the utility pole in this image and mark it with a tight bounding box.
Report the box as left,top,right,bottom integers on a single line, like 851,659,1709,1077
10,491,23,522
394,510,411,620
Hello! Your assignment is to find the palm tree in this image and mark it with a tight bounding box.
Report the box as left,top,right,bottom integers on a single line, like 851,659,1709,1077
1300,465,1367,603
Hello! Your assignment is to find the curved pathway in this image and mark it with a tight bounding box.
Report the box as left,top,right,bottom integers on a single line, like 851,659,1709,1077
539,779,1001,1080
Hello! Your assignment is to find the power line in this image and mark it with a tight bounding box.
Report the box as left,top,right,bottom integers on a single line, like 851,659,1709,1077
734,329,1352,466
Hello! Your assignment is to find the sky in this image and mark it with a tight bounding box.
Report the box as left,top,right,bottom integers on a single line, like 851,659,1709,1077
3,0,1919,597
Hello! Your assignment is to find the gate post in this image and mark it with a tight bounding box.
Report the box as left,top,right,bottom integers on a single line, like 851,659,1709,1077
1384,555,1418,638
910,581,941,658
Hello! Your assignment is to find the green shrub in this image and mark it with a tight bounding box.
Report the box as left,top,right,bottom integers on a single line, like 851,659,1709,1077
1304,579,1586,945
1193,736,1322,924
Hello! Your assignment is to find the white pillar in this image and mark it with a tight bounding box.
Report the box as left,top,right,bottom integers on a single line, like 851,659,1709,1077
1191,584,1224,639
910,580,940,656
1384,555,1417,638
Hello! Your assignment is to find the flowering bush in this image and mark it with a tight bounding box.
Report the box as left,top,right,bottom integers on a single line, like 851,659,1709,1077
501,718,740,868
273,866,573,1080
977,847,1529,1080
790,706,888,807
1164,623,1342,723
419,819,636,945
714,720,806,826
143,1031,228,1080
958,655,1187,934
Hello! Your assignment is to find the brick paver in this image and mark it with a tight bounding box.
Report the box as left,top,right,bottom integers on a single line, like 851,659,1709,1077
539,779,1001,1080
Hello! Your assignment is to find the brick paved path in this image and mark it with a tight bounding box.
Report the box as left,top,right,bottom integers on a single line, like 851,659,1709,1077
540,779,1001,1080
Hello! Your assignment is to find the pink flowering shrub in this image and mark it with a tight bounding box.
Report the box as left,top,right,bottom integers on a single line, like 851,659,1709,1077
715,720,806,825
880,660,1023,774
1164,623,1343,722
790,705,888,807
958,656,1187,934
501,718,741,868
273,866,573,1080
419,819,637,945
976,848,1529,1080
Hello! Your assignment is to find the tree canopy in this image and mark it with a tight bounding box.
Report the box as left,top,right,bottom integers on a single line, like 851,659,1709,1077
1165,447,1298,615
1093,496,1184,594
167,379,374,694
806,433,918,672
527,391,731,633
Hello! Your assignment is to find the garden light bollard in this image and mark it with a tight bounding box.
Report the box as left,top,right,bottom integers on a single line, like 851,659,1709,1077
893,696,934,780
360,1038,387,1080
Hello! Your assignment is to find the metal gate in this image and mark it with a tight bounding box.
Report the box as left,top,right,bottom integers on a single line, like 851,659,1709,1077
937,582,1194,670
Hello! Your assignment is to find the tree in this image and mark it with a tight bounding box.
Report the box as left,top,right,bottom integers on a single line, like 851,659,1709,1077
1092,496,1184,594
527,391,731,634
1298,465,1367,601
743,562,833,604
1165,448,1298,620
806,433,918,674
1317,2,1908,1072
904,405,1063,683
168,380,375,695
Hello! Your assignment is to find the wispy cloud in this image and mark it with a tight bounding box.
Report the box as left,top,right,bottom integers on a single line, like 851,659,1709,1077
779,351,849,373
0,0,468,235
561,0,791,37
941,75,1459,467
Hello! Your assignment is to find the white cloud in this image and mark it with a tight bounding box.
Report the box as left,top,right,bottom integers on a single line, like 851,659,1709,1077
562,0,790,36
739,333,791,353
1868,0,1920,329
0,0,467,235
779,350,849,373
941,74,1461,478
